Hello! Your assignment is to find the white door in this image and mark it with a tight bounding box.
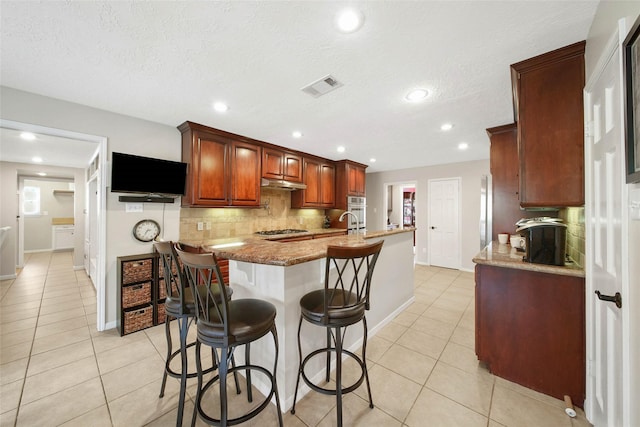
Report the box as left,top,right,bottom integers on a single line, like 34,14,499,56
428,178,460,269
584,35,624,426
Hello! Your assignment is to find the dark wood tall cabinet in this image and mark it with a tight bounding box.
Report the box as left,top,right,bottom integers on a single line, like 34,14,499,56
510,41,585,207
487,124,546,238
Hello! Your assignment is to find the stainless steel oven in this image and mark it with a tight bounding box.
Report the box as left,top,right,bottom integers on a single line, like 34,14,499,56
346,196,366,233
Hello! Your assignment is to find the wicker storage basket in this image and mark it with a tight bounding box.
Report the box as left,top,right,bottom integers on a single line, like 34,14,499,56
122,282,151,308
123,305,153,334
122,259,153,285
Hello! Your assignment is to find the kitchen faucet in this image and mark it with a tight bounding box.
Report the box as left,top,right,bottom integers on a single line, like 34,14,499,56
339,211,362,240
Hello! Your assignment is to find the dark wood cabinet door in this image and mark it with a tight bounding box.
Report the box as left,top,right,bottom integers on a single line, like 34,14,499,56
283,152,302,182
347,163,365,196
303,159,321,206
511,41,585,207
192,132,229,206
320,163,335,207
262,147,284,180
230,141,261,206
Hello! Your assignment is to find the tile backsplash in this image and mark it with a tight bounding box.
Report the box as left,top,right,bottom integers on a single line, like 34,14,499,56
559,207,585,267
179,189,326,240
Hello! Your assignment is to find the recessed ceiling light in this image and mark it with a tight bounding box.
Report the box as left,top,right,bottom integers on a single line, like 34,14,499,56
292,131,303,138
337,146,346,153
441,123,454,131
32,156,43,163
458,142,469,150
213,102,228,113
405,88,429,102
336,8,364,33
37,172,47,176
370,158,376,163
20,132,36,141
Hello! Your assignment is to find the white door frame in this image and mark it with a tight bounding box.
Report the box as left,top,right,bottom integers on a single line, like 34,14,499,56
0,119,108,332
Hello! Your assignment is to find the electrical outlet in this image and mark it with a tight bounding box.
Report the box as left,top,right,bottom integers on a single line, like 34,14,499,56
125,203,143,213
197,222,204,231
206,221,211,230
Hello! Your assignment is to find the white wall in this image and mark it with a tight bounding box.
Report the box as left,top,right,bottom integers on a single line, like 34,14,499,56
585,3,640,425
0,86,182,327
366,159,489,271
23,178,75,251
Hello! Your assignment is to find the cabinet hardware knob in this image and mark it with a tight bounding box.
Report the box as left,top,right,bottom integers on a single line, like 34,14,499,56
595,290,622,309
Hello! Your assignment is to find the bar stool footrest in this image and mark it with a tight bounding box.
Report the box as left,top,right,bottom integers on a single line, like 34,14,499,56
299,347,366,396
196,364,277,426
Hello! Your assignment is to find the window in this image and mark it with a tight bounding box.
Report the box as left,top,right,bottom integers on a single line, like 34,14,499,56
23,186,41,215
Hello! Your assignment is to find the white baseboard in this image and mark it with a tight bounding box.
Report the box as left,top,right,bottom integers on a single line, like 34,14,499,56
0,273,17,280
104,320,117,331
73,265,85,271
24,248,53,254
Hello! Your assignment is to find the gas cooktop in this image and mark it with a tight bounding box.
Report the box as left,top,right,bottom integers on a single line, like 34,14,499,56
254,229,308,236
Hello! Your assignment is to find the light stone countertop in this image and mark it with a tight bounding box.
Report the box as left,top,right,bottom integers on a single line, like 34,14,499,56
181,227,416,267
473,241,585,278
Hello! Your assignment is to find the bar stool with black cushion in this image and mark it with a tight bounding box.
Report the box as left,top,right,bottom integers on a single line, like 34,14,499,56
175,246,283,427
154,241,238,426
290,240,384,427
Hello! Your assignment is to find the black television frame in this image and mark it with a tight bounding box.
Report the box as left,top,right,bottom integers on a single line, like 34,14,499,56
110,152,187,202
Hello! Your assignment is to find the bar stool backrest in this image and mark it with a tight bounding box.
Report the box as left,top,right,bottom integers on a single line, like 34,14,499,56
324,240,384,321
175,246,232,340
154,240,187,313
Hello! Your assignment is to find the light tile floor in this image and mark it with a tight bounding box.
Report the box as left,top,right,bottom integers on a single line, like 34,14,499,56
0,251,593,426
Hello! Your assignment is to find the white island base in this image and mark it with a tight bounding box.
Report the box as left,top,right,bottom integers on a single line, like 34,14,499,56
226,231,415,411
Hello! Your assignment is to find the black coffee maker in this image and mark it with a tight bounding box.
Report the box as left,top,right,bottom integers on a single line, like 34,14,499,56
516,219,567,266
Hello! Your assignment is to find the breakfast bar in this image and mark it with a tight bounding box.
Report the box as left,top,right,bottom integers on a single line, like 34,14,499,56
183,228,415,410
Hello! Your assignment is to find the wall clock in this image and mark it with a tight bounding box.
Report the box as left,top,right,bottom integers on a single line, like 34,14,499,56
132,219,160,242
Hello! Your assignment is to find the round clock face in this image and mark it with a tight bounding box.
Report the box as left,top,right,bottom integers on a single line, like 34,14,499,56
133,219,160,242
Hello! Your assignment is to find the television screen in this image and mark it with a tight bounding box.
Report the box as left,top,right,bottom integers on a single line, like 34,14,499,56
110,152,187,195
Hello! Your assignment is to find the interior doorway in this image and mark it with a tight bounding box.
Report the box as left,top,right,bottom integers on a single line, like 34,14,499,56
0,119,107,330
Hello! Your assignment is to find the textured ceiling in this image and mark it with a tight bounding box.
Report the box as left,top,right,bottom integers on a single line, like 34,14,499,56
0,1,599,173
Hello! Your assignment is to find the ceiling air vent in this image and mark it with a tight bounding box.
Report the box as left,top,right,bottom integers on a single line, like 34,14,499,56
301,74,343,98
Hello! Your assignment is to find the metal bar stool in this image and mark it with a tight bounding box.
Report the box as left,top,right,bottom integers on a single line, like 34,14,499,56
176,245,283,427
155,241,239,426
290,240,384,427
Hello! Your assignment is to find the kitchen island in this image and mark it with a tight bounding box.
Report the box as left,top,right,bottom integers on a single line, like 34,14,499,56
183,227,415,410
473,242,585,407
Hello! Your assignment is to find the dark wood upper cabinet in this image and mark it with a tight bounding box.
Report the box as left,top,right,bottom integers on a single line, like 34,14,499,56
262,147,302,182
487,124,547,237
230,141,261,206
334,160,367,209
179,122,261,207
511,41,585,207
291,157,335,208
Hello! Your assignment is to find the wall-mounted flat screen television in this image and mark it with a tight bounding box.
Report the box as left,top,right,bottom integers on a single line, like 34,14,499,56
110,152,187,196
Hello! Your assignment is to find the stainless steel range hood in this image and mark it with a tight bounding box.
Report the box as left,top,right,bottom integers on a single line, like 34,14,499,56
260,178,307,191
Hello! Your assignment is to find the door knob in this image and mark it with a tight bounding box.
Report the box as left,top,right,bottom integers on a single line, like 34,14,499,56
595,290,622,309
430,226,436,229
